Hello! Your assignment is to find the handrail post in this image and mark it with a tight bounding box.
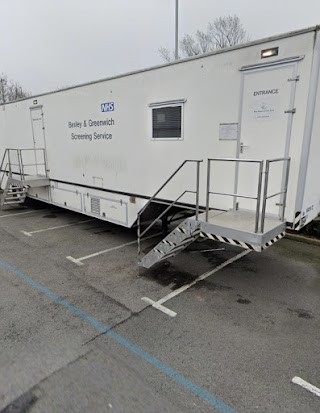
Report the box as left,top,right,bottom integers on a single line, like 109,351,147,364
281,158,291,222
8,150,12,179
0,149,7,189
205,159,211,222
260,160,270,233
195,161,200,220
34,148,38,175
43,149,48,177
137,215,141,255
255,161,264,233
21,150,25,180
18,149,23,180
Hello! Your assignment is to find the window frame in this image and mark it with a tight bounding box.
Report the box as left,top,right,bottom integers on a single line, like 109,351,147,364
149,99,186,142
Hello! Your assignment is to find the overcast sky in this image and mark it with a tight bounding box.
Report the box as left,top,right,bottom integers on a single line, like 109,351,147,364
2,0,320,95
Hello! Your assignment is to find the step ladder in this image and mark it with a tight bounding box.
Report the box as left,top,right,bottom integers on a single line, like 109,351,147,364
0,181,29,207
137,157,291,269
0,148,50,209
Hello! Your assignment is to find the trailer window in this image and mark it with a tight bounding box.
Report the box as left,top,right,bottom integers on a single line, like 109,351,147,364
152,105,182,139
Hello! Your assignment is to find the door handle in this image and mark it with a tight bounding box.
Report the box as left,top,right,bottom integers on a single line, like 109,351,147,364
240,142,248,153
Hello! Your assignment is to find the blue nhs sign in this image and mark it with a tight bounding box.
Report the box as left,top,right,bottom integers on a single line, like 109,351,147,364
101,102,115,112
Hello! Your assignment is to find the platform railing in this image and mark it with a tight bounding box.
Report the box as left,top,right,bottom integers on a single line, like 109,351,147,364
260,157,291,232
205,157,291,234
137,159,202,254
0,148,48,189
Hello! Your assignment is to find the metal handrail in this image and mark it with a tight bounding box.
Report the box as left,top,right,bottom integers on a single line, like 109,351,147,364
265,190,287,200
9,163,46,167
206,158,263,233
0,148,48,190
0,150,10,190
208,157,265,163
260,157,291,232
140,190,196,239
137,159,202,254
207,191,258,200
138,160,201,218
206,157,291,234
0,162,9,189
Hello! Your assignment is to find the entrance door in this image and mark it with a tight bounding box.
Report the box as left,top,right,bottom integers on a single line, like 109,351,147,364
30,106,46,175
236,63,298,216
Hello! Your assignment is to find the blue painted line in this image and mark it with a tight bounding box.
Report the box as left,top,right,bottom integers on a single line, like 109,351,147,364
0,257,237,413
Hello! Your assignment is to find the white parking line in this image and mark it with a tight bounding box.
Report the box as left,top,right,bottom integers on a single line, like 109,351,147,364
21,219,94,236
141,297,177,317
292,376,320,398
0,209,51,218
66,232,162,266
142,249,250,317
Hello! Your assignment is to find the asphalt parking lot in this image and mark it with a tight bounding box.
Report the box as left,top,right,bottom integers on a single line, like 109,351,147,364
0,200,319,413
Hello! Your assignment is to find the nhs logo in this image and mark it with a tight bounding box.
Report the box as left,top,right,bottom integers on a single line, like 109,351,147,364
101,102,115,112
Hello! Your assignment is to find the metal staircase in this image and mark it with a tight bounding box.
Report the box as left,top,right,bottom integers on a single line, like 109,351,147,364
139,217,201,269
0,183,29,207
137,160,202,267
138,157,291,269
0,148,50,208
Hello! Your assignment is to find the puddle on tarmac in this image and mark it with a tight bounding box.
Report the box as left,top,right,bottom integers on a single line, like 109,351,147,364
142,261,197,290
42,214,57,219
288,308,314,319
93,229,112,235
193,280,233,291
237,298,251,305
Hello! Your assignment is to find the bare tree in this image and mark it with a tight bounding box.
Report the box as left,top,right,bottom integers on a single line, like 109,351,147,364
159,15,248,62
208,15,247,49
180,34,201,57
158,47,175,63
195,30,213,54
0,73,30,104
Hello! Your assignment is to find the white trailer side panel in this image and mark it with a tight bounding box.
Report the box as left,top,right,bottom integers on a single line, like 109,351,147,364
0,29,317,228
299,30,320,227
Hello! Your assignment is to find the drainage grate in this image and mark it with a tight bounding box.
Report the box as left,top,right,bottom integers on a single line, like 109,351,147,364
90,197,101,215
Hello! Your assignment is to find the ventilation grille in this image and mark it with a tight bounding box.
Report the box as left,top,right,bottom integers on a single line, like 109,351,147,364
91,197,101,215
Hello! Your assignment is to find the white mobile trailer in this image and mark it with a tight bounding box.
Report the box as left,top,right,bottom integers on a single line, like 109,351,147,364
1,25,320,266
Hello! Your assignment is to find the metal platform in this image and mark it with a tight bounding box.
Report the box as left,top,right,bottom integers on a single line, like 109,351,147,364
0,148,49,208
137,157,290,269
197,209,285,252
10,175,50,188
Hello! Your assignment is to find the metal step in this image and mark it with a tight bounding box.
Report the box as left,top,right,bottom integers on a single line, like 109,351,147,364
6,191,27,196
139,218,201,269
3,199,26,205
5,195,27,201
0,181,29,208
7,187,28,192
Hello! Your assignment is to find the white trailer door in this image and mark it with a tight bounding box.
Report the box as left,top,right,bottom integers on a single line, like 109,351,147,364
29,106,46,175
30,107,45,149
237,63,297,216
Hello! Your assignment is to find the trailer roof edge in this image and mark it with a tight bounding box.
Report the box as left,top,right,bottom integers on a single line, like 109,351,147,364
1,25,319,107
